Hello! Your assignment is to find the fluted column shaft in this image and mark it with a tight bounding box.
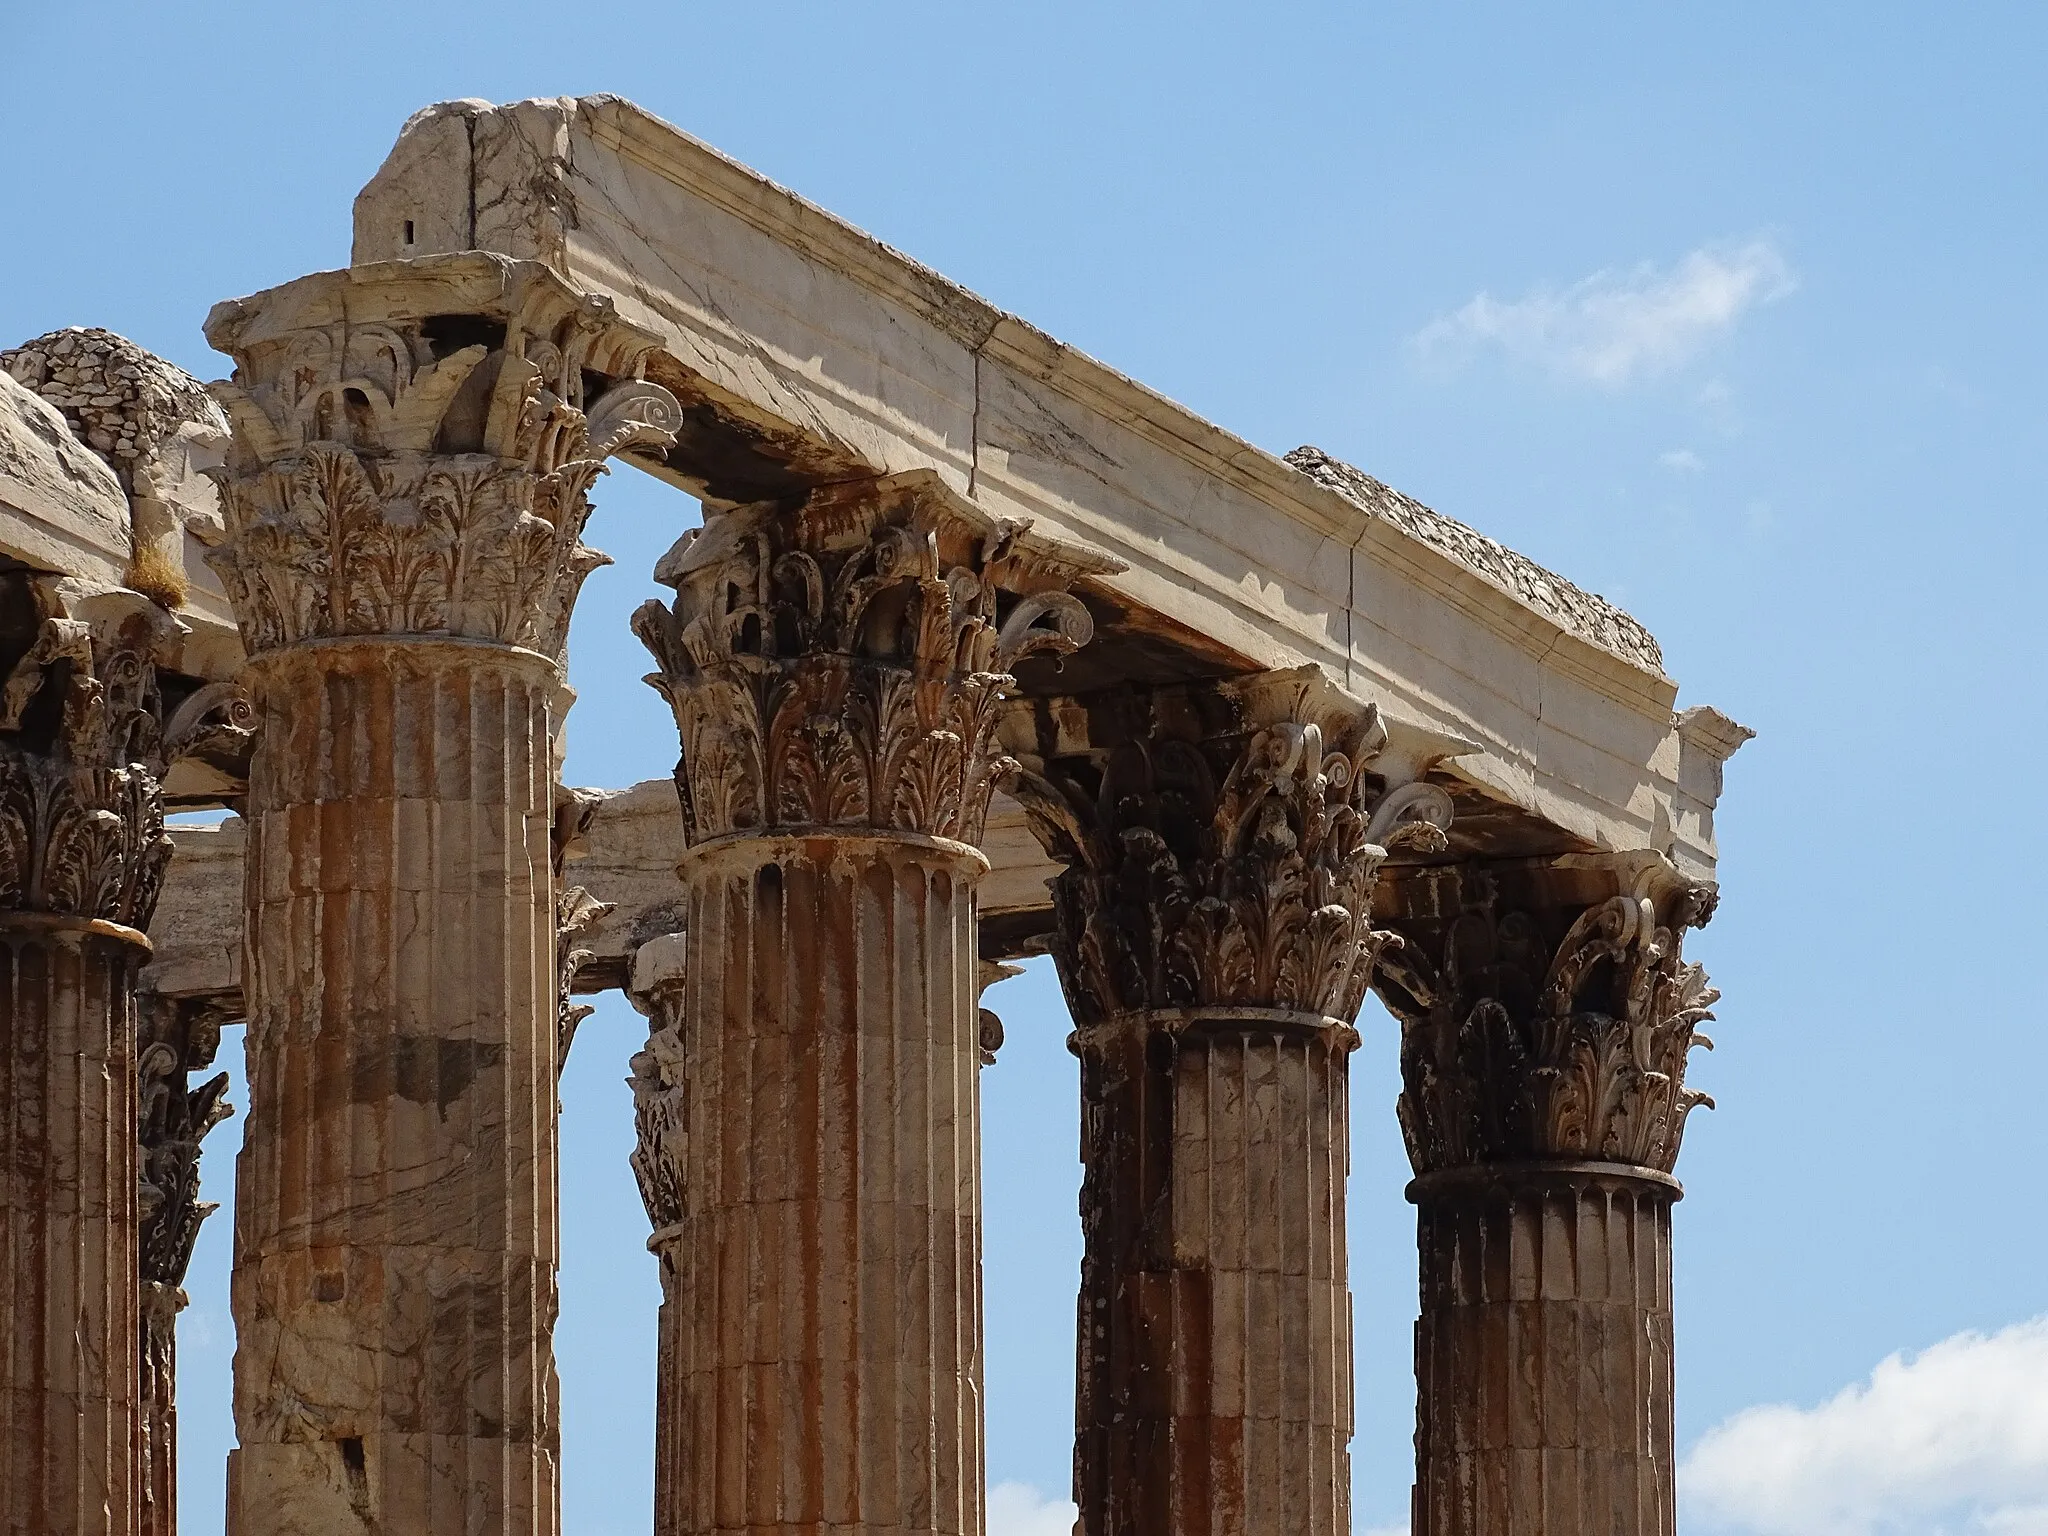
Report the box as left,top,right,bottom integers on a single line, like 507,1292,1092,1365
203,253,684,1536
1007,667,1453,1536
1072,1008,1353,1536
226,639,559,1535
632,467,1102,1536
139,1280,180,1536
1409,1165,1675,1536
1373,857,1720,1536
0,921,145,1536
673,832,985,1536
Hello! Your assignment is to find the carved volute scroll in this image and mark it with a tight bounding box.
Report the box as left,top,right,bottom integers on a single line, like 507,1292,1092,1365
136,995,235,1297
1373,855,1720,1176
0,572,186,932
633,469,1113,849
625,932,688,1238
203,255,681,660
1005,665,1457,1027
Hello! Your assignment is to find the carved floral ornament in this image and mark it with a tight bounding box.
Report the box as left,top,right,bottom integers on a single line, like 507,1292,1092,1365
137,995,235,1294
625,933,689,1239
0,576,250,930
633,470,1117,848
202,256,682,659
1005,667,1462,1027
1373,859,1720,1177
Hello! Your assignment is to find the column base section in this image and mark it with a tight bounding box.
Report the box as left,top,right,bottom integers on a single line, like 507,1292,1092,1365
1408,1162,1678,1536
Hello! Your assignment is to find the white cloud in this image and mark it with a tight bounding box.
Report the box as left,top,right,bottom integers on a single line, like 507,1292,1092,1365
1361,1525,1411,1536
1413,239,1794,386
1682,1315,2048,1536
989,1482,1075,1536
1660,448,1706,473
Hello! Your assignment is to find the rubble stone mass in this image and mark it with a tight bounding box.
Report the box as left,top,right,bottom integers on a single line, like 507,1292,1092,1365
1,93,1747,1536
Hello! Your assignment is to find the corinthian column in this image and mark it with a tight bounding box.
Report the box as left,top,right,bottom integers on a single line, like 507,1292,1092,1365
136,994,235,1536
625,932,688,1536
1006,668,1456,1536
0,574,179,1536
632,471,1102,1536
1372,857,1720,1536
203,255,678,1536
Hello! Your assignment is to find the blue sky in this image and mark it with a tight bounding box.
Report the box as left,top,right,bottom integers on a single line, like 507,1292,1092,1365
6,4,2046,1532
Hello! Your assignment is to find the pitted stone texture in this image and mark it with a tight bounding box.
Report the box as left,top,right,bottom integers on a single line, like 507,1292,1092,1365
666,836,986,1536
1411,1168,1678,1536
350,96,1749,879
225,642,561,1536
1374,854,1718,1536
1072,1013,1355,1536
2,330,225,501
0,566,181,1536
0,931,145,1536
3,328,232,625
1009,668,1444,1536
1285,446,1664,675
0,370,129,592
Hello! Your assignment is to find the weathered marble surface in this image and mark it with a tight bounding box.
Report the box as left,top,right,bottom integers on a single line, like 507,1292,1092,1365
1374,856,1719,1536
199,255,681,1536
348,94,1745,878
0,369,131,593
147,778,1071,1006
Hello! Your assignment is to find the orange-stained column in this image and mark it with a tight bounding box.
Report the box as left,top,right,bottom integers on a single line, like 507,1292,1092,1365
1373,856,1721,1536
0,575,180,1536
203,255,678,1536
633,471,1100,1536
1005,668,1457,1536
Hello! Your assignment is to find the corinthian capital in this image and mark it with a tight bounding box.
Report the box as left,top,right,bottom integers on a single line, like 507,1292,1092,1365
1374,854,1720,1177
1006,666,1461,1026
632,469,1115,848
0,573,189,930
203,255,681,659
137,994,235,1294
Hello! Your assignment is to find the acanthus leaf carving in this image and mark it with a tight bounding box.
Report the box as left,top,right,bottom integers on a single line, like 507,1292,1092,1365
1007,667,1460,1026
136,995,236,1294
625,933,689,1238
203,261,679,660
0,576,189,929
555,885,614,1076
1374,859,1720,1176
634,470,1107,847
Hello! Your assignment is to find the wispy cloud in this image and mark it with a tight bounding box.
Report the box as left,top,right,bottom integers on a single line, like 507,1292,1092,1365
1660,448,1706,473
1682,1316,2048,1536
989,1482,1075,1536
1413,239,1794,386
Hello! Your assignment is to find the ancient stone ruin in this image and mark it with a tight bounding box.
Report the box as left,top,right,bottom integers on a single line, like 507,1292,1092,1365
0,94,1747,1536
